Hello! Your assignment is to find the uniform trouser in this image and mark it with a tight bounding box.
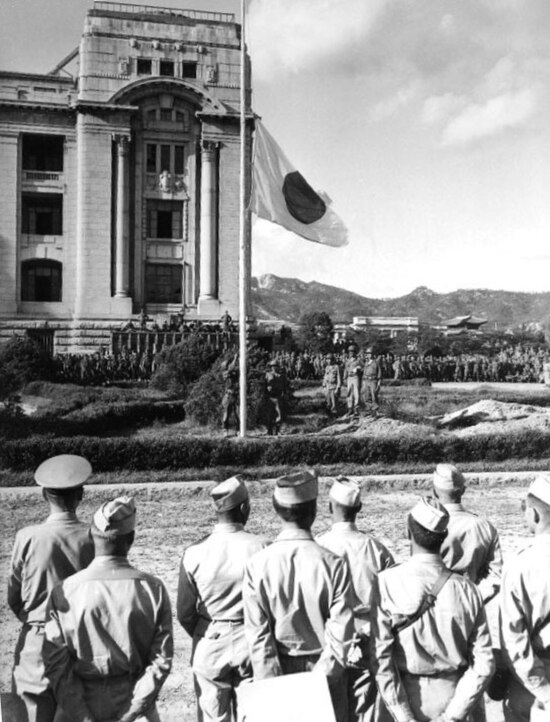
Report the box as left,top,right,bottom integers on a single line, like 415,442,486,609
191,621,252,722
376,670,477,722
12,624,56,722
347,665,376,722
364,380,379,407
503,665,550,721
346,379,361,411
53,676,160,722
222,393,239,430
324,387,338,413
279,654,348,722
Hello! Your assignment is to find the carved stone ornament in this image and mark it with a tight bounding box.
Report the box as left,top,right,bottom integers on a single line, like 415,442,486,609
205,65,218,83
159,170,173,192
118,58,130,75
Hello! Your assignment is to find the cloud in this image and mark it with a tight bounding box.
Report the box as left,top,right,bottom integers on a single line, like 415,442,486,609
371,84,418,121
442,86,539,145
422,93,465,125
247,0,388,80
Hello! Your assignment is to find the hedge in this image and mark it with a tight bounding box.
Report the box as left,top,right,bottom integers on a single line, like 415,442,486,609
3,428,550,475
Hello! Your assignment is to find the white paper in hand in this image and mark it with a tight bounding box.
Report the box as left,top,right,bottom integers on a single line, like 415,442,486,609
236,672,336,722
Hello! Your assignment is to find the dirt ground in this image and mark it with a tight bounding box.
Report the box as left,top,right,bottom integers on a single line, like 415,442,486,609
0,477,535,721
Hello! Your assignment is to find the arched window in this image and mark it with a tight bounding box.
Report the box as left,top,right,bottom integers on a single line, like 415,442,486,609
21,259,62,302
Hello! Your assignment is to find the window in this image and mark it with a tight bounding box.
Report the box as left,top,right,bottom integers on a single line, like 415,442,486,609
182,62,197,79
137,58,152,75
146,263,182,303
22,134,64,172
159,108,172,122
147,200,182,239
21,260,62,302
159,60,174,77
22,193,63,235
145,143,186,176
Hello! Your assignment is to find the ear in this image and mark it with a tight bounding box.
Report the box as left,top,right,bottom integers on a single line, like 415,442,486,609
533,507,541,525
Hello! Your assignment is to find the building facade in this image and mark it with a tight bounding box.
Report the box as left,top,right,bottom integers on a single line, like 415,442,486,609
0,2,252,351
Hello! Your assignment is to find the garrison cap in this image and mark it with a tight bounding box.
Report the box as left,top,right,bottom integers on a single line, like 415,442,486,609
528,475,550,506
211,476,249,512
93,496,136,536
433,463,466,492
329,476,361,507
34,454,92,489
274,470,318,507
410,497,449,533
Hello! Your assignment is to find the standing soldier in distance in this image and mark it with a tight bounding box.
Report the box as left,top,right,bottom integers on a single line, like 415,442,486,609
177,477,268,722
500,475,550,721
8,454,94,722
263,359,287,435
243,470,355,722
44,496,173,722
344,346,363,418
316,477,395,722
220,355,239,437
372,497,495,722
363,347,382,413
323,354,342,416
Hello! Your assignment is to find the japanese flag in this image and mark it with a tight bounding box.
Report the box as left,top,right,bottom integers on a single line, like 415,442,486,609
251,123,349,247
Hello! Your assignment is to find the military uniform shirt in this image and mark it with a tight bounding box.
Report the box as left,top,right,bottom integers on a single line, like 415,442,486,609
500,533,550,707
372,553,494,722
8,511,94,625
177,522,268,635
243,528,355,679
316,522,394,632
44,555,173,721
440,502,503,601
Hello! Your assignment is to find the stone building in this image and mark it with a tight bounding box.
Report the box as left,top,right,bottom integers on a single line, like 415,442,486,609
0,2,252,351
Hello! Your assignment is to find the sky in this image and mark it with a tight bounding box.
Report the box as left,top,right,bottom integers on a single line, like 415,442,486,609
2,0,550,298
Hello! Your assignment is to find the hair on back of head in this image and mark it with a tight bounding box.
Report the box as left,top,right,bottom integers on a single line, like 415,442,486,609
527,493,550,521
273,497,316,528
408,514,446,552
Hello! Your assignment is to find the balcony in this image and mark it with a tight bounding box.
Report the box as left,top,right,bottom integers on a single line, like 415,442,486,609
22,170,64,190
21,234,63,248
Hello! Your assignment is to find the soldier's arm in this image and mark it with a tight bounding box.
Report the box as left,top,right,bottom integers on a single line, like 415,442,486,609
120,583,174,722
370,575,418,722
500,566,550,707
7,534,25,619
242,562,282,679
316,557,355,677
477,526,503,603
176,554,200,637
444,590,495,721
44,588,97,722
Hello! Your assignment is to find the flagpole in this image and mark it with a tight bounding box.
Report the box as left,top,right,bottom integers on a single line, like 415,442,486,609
238,0,248,437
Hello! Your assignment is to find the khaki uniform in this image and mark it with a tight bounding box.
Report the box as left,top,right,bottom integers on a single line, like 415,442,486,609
344,357,363,413
243,528,355,722
8,511,94,722
440,502,503,602
363,358,382,407
372,553,494,722
44,556,173,722
317,522,394,722
500,534,550,721
323,363,342,414
177,523,268,722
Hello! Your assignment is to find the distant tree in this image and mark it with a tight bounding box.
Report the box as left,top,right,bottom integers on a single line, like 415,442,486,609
0,335,54,400
417,325,449,356
150,332,221,397
298,312,334,353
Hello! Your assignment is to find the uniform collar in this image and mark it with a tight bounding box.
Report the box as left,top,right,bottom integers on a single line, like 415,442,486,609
331,521,358,532
46,511,79,522
213,522,245,533
442,502,465,512
90,555,132,568
409,552,445,567
276,529,314,541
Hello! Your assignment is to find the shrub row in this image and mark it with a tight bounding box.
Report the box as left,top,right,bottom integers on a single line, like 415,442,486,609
0,400,186,439
3,428,550,475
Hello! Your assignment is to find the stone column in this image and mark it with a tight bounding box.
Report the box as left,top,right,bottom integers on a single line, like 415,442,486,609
114,134,130,298
199,141,218,301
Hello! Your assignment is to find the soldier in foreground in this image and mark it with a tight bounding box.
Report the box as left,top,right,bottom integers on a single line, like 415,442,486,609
432,463,502,603
371,497,494,722
344,347,363,418
500,475,550,720
362,348,382,413
316,477,394,722
243,470,355,722
322,354,342,416
8,454,94,722
44,496,173,721
177,477,268,722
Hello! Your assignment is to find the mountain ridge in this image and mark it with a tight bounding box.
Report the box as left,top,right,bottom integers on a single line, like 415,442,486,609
251,274,550,328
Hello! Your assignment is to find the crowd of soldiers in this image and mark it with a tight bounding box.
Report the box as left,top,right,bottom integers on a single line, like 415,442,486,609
8,454,550,722
53,350,155,385
267,344,550,385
